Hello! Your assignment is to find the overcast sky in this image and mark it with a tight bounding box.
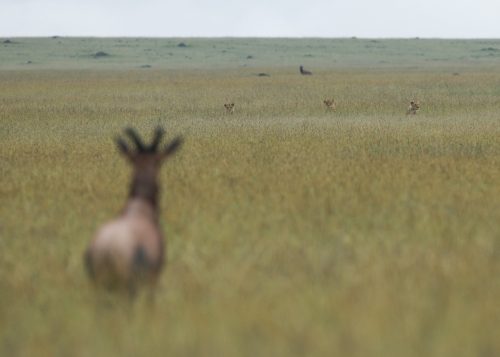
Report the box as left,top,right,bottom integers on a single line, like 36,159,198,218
1,0,499,38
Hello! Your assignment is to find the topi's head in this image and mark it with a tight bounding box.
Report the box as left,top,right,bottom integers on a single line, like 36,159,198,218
116,127,182,171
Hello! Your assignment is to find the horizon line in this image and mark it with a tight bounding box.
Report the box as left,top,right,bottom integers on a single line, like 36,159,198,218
2,35,500,40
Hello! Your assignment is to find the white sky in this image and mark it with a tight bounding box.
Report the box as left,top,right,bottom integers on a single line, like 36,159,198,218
1,0,499,38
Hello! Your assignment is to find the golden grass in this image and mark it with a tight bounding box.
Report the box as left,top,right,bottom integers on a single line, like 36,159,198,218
1,68,499,357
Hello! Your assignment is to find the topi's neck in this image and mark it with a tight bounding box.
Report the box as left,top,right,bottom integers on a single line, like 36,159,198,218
128,169,159,214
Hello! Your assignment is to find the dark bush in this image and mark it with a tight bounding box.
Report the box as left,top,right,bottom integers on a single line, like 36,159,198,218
94,51,109,58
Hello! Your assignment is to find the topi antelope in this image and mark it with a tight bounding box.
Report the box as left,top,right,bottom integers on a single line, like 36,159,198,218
84,127,182,294
299,65,312,75
224,103,235,114
323,98,336,111
406,101,420,115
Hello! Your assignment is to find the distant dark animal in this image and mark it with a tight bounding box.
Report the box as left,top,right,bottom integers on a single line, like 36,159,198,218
224,103,235,114
85,127,182,294
300,65,312,75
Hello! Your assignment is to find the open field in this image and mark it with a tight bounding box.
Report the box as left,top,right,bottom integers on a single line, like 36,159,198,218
2,37,500,70
1,38,500,356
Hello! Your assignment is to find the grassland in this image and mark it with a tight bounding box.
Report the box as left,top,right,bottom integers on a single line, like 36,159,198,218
2,37,500,70
0,38,499,357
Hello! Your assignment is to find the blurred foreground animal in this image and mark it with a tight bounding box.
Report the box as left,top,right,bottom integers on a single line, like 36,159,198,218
406,101,420,115
224,103,235,114
84,127,182,294
299,65,312,75
323,98,336,111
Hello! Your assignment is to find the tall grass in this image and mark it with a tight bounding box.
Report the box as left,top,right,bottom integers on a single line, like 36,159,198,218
1,57,499,356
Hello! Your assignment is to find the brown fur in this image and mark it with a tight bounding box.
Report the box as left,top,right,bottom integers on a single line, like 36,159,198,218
224,103,235,114
323,99,336,110
84,127,182,293
406,101,420,115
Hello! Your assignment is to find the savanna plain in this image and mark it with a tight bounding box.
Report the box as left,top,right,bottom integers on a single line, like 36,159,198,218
1,38,499,356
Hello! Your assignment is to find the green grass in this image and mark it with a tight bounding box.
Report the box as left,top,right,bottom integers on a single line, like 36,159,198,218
2,37,500,70
0,38,499,357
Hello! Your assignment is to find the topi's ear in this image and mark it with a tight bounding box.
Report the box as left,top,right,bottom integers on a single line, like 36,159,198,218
116,137,130,154
115,137,134,161
125,127,146,152
163,136,183,158
149,126,165,152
